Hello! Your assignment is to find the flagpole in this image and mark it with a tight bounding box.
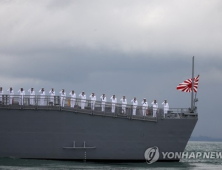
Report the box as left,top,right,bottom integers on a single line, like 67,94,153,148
191,56,194,112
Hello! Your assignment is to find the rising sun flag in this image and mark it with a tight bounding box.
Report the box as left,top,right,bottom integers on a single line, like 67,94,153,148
176,75,200,93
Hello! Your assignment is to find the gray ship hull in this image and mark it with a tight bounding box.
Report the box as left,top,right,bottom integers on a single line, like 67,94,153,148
0,108,197,162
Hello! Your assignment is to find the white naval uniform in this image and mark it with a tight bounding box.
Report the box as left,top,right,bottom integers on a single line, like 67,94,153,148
0,90,3,102
162,102,169,118
110,96,117,113
18,90,25,105
141,101,148,116
151,101,158,117
7,89,14,105
79,93,86,109
120,98,127,114
49,90,55,105
131,99,138,115
100,95,106,111
69,92,76,108
28,89,35,105
39,90,45,106
60,91,66,107
89,94,96,110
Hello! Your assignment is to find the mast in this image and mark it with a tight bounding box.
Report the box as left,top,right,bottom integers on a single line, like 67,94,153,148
191,56,194,112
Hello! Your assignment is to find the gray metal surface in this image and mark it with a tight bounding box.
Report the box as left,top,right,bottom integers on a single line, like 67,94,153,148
0,107,197,161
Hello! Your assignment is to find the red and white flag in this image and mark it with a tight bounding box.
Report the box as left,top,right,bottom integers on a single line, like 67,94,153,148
176,75,199,93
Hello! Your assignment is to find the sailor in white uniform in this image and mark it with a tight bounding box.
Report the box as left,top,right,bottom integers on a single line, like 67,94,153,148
0,87,3,103
18,88,25,105
89,93,96,110
28,88,35,105
60,89,66,107
79,91,86,109
162,100,169,118
39,88,45,106
131,97,138,115
110,95,117,113
141,98,148,116
69,90,76,108
120,96,127,114
7,87,14,105
49,88,55,105
151,100,158,117
100,94,106,111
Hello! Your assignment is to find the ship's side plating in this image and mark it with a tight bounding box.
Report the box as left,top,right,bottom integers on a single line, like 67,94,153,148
0,108,197,161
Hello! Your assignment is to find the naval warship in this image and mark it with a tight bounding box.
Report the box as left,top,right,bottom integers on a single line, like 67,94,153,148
0,58,198,162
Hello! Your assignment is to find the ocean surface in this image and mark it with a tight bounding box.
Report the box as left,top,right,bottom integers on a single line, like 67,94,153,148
0,141,221,170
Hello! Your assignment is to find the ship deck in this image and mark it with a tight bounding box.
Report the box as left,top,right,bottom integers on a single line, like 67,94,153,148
0,95,198,121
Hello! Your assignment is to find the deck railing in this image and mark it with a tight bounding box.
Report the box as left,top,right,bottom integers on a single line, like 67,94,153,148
0,95,198,121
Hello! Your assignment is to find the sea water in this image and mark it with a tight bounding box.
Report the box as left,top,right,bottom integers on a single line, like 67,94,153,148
0,141,222,170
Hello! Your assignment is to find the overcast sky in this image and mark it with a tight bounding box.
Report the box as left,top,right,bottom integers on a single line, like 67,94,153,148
0,0,222,138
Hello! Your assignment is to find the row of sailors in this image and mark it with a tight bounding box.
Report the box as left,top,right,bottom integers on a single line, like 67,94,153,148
0,87,169,117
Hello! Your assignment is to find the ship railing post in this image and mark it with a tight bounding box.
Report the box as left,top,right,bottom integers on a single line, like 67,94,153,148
35,95,37,109
22,95,24,108
104,102,106,115
46,96,48,109
1,95,3,106
24,95,26,107
21,95,24,109
130,105,132,119
114,103,117,117
103,102,105,115
103,102,106,116
75,98,79,112
39,95,40,107
3,95,6,105
6,95,9,109
8,95,10,107
46,96,48,107
5,95,8,106
35,95,36,108
74,98,77,112
36,95,39,109
1,95,4,105
2,95,4,105
91,100,94,115
37,95,40,107
6,95,8,106
73,98,75,111
156,108,158,121
59,96,61,110
39,95,41,108
114,103,116,117
26,95,28,107
43,95,45,107
0,95,2,106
